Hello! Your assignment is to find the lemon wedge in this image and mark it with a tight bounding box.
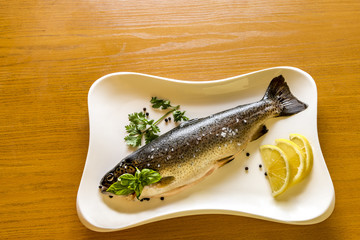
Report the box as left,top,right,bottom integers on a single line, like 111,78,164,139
275,139,306,185
259,145,290,197
289,134,313,177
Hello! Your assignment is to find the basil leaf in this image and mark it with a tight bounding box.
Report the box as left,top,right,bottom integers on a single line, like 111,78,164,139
107,168,161,198
134,184,144,199
134,168,141,179
140,169,162,186
119,173,136,180
106,182,134,195
118,173,136,186
115,188,135,195
128,179,137,190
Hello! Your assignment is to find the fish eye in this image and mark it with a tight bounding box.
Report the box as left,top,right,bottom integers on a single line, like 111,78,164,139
106,173,114,182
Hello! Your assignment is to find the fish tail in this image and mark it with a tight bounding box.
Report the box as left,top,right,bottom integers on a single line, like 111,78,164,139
262,75,308,116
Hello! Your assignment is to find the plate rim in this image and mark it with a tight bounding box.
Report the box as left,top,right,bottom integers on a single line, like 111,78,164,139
77,66,335,231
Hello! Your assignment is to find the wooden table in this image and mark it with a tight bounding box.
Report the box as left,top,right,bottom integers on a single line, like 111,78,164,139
1,0,359,239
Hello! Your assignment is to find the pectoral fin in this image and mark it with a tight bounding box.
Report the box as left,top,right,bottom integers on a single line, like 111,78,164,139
216,155,235,167
250,124,268,141
152,176,175,188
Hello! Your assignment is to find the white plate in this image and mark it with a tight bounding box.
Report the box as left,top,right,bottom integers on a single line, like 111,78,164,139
77,66,335,231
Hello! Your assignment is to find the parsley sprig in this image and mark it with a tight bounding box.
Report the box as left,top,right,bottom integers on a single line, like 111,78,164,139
124,112,160,147
124,97,189,147
106,168,161,199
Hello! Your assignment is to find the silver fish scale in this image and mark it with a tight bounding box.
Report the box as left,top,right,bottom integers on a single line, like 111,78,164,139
104,100,279,188
100,75,308,198
127,100,277,178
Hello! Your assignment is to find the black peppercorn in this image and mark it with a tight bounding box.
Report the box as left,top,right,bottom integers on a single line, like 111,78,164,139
245,167,249,171
246,152,250,157
160,197,164,201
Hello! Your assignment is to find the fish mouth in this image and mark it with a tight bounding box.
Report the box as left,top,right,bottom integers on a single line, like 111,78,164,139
99,185,109,193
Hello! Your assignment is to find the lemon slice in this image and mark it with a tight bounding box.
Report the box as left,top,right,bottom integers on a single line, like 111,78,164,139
289,134,313,177
259,145,290,197
275,139,306,185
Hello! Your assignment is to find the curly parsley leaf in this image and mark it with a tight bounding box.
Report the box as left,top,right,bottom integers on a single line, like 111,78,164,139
124,97,189,147
124,112,157,147
150,97,172,109
144,130,159,144
124,135,141,147
173,110,189,122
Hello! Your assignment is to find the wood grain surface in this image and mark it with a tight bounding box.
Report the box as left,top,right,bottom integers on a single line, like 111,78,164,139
1,0,359,239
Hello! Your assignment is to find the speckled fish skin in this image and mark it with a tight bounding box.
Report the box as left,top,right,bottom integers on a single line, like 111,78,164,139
100,75,307,199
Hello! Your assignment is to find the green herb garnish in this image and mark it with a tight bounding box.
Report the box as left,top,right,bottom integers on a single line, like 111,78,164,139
124,97,189,147
173,110,189,122
124,112,160,147
106,168,162,199
150,97,172,109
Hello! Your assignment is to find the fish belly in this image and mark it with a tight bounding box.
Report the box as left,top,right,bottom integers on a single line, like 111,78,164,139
139,122,260,198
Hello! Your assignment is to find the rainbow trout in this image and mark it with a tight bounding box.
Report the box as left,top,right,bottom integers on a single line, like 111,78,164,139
99,75,307,199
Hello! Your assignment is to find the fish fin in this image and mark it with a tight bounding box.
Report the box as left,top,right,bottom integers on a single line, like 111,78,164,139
152,176,175,188
262,75,307,116
216,155,235,167
250,124,268,141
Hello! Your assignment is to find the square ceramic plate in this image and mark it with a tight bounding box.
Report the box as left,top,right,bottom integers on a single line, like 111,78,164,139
77,66,335,231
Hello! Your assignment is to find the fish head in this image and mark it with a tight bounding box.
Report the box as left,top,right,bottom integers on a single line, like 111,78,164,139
99,171,117,191
99,160,137,192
